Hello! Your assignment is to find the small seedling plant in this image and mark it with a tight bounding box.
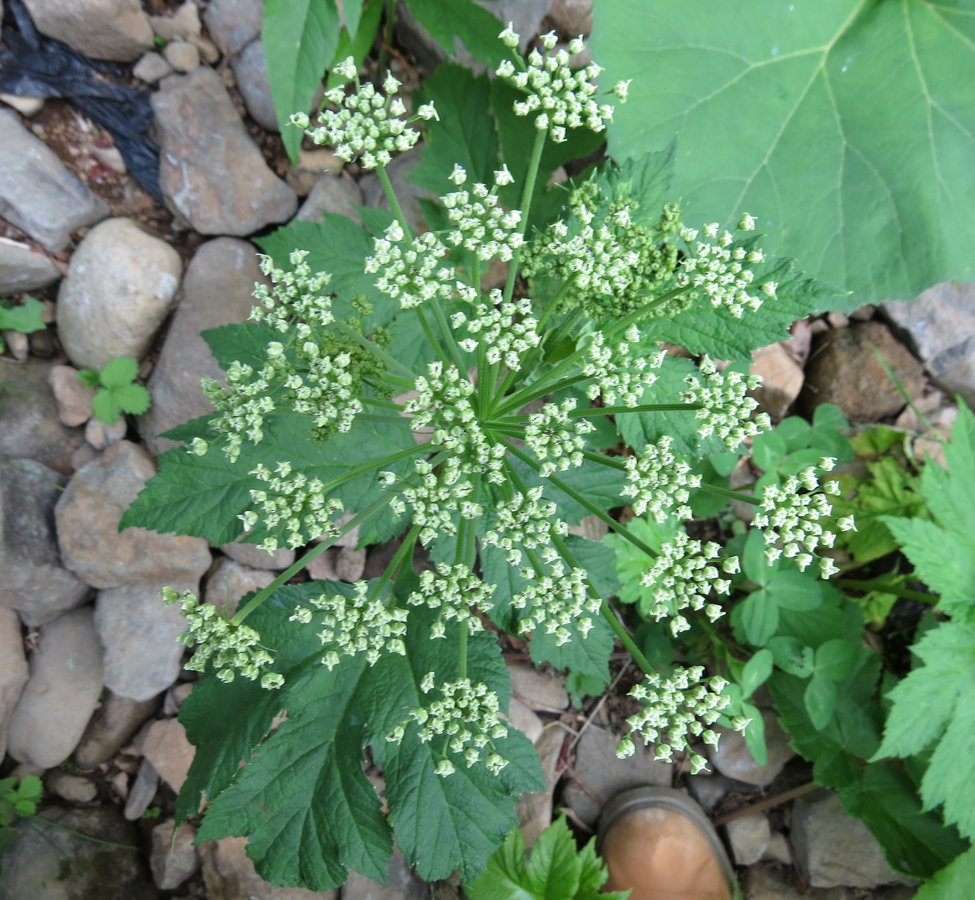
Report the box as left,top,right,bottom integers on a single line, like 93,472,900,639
124,28,848,889
0,296,46,353
78,356,151,425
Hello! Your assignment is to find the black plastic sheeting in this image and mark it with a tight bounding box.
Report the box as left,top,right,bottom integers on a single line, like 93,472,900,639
0,0,162,202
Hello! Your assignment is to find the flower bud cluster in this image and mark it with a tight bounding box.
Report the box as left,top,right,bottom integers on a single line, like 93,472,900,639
162,587,283,689
202,360,276,462
481,487,568,566
443,165,524,263
525,398,594,477
512,564,600,646
239,461,343,551
406,563,496,638
754,460,852,576
453,290,540,369
290,582,408,669
640,532,738,635
616,668,731,774
495,27,625,142
622,437,702,523
582,329,663,406
250,250,333,333
386,677,509,776
681,357,771,450
292,60,436,169
676,218,776,319
365,221,461,309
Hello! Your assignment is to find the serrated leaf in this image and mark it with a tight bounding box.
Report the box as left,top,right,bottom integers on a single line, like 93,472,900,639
110,382,151,416
0,296,46,335
595,0,975,304
91,389,122,425
407,0,508,68
530,612,613,685
916,846,975,900
264,0,340,162
98,356,138,388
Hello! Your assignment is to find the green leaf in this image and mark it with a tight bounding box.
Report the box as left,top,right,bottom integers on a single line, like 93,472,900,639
815,639,858,682
739,589,778,646
111,382,151,416
464,825,534,900
741,648,773,698
803,671,837,731
327,0,384,90
264,0,341,163
186,585,542,888
97,356,138,388
406,0,510,68
0,297,46,335
530,612,613,685
91,389,123,425
595,0,975,304
916,846,975,900
874,621,975,839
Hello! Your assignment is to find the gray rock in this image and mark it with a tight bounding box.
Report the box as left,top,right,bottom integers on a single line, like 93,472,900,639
94,578,199,702
507,697,543,744
48,364,95,427
21,0,153,61
517,724,564,849
0,459,89,626
342,848,426,900
0,236,60,292
204,0,264,54
563,725,672,826
133,51,174,84
152,67,297,235
726,812,771,866
359,149,436,233
336,545,367,582
0,607,28,758
0,805,155,900
123,756,160,820
507,660,569,711
74,689,159,769
55,440,211,589
221,537,296,571
687,771,735,814
141,237,267,454
200,835,340,899
707,709,795,787
792,791,914,889
306,545,338,580
298,174,364,223
56,217,181,370
0,359,86,474
142,717,195,793
205,558,275,617
233,39,278,131
149,1,202,42
0,109,108,251
165,39,201,72
151,819,200,890
84,414,127,450
7,607,104,769
882,281,975,407
47,771,98,803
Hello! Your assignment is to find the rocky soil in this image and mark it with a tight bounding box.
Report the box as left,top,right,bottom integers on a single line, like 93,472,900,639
1,1,971,898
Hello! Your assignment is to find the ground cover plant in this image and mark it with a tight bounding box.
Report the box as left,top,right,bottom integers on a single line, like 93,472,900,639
121,19,971,893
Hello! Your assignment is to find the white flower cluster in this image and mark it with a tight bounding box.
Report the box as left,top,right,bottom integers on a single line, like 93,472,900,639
386,677,509,776
676,218,777,319
640,532,738,636
583,329,663,405
525,398,594,477
202,359,276,462
616,668,732,774
481,487,568,565
622,436,702,523
365,221,462,310
754,459,853,576
512,564,600,646
239,461,343,551
496,27,625,142
162,587,283,689
292,59,436,169
290,582,408,669
681,357,771,450
443,165,524,262
406,563,495,638
250,250,333,333
453,290,540,368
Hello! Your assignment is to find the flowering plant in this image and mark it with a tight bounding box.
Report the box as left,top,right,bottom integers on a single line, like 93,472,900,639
124,27,847,889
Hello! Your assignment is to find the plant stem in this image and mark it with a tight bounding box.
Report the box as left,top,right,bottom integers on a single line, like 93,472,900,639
697,483,759,505
377,164,410,237
835,577,934,604
502,128,547,306
372,524,422,598
333,319,416,382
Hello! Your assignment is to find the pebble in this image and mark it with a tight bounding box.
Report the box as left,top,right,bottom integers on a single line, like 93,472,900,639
507,697,543,744
750,341,804,420
335,545,367,582
2,329,28,360
726,812,771,866
0,607,28,758
205,557,275,617
142,718,195,793
55,440,212,589
506,660,569,711
306,546,339,581
56,217,182,370
49,364,95,426
150,819,200,890
133,51,174,84
298,174,364,222
221,536,296,571
149,1,202,42
0,108,108,251
141,237,267,454
342,848,427,900
75,689,160,769
0,236,61,292
0,359,86,474
203,0,264,54
6,607,104,769
233,39,278,131
85,414,127,450
152,67,297,235
883,280,975,407
95,578,200,702
0,458,89,626
124,757,160,820
707,709,795,787
47,771,98,803
165,39,201,73
0,804,155,900
21,0,154,61
791,791,915,889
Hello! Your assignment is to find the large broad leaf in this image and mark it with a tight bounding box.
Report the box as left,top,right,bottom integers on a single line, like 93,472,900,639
406,0,509,69
264,0,341,162
593,0,975,305
186,584,543,889
916,847,975,900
